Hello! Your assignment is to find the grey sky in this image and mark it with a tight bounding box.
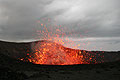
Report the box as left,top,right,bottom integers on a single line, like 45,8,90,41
0,0,120,50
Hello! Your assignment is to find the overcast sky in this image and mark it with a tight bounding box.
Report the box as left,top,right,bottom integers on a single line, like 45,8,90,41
0,0,120,51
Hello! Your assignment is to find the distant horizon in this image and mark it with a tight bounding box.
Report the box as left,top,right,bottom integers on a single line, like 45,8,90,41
0,37,120,51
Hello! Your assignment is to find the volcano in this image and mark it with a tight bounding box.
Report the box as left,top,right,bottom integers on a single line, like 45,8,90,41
0,40,119,65
0,40,120,80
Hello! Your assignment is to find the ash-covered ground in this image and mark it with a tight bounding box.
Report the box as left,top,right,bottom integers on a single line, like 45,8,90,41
0,40,120,80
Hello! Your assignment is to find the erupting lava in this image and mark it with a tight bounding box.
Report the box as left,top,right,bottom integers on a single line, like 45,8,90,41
19,40,104,65
19,19,104,65
28,41,85,65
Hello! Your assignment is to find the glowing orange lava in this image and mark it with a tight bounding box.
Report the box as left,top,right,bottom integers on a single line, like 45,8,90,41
28,20,87,65
28,41,86,65
19,19,104,65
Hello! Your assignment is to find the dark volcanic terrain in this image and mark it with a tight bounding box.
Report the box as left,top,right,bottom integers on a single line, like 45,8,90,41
0,40,120,80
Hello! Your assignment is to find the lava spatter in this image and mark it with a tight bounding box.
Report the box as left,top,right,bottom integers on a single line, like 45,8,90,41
19,19,104,65
28,41,85,65
19,40,104,65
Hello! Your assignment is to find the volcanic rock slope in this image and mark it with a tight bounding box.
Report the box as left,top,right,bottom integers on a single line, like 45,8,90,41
0,40,120,80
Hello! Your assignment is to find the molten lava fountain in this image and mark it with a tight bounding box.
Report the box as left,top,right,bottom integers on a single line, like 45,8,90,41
29,41,84,65
20,19,103,65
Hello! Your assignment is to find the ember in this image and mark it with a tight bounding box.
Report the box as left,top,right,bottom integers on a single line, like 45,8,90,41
19,40,104,65
19,18,104,65
29,41,85,65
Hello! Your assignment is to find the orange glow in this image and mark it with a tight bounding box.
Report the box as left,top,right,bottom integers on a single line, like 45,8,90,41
28,41,86,65
29,21,88,65
19,19,104,65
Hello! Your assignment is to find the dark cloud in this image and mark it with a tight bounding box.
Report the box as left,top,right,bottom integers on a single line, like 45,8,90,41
0,0,52,40
0,0,120,50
